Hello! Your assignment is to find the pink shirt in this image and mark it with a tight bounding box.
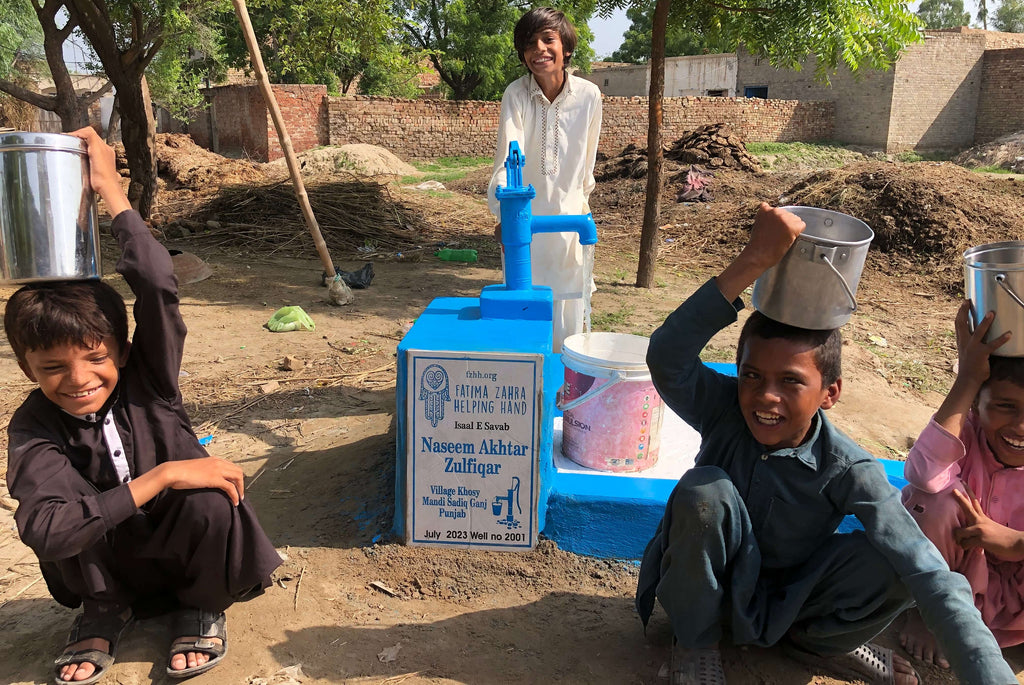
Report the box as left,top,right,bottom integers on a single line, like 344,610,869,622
905,413,1024,645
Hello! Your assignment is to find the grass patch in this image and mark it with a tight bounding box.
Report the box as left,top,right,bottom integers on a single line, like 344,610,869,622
745,141,870,171
413,156,492,172
591,306,632,330
402,156,492,185
971,164,1015,174
895,150,955,163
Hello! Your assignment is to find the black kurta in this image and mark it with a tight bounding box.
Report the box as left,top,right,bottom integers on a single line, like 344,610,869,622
7,210,281,614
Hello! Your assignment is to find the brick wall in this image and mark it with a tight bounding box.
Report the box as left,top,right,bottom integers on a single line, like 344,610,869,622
329,97,501,159
190,84,327,161
737,48,896,149
887,32,988,152
265,85,328,161
190,86,267,159
602,96,833,151
737,29,1024,152
328,94,833,159
975,48,1024,145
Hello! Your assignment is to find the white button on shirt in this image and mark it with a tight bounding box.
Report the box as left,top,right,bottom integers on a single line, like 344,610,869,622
69,408,132,484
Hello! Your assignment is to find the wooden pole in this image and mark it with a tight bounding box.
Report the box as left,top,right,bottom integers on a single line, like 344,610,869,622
231,0,336,278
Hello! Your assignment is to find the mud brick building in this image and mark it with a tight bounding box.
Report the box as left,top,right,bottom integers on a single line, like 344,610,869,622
736,28,1024,152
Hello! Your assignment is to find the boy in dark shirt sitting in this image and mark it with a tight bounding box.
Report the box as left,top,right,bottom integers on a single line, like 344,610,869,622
636,203,1015,684
5,128,281,684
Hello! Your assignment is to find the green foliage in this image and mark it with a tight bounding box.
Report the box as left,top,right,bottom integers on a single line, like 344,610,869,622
0,0,43,80
915,0,970,29
994,0,1024,32
146,3,228,118
600,0,922,83
607,1,735,63
357,45,423,98
219,0,402,93
398,0,596,100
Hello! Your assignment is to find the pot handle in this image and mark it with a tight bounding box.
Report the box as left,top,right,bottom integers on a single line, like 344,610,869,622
819,253,857,313
996,273,1024,310
557,371,627,412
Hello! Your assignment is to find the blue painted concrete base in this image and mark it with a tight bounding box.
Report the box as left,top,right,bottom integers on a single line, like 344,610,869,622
544,445,909,559
541,361,910,559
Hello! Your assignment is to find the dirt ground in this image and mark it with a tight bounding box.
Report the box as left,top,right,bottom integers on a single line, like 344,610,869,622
3,141,1024,684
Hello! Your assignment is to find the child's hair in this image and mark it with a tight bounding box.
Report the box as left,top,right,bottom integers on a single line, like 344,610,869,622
736,311,842,386
987,355,1024,389
513,7,578,69
4,280,128,362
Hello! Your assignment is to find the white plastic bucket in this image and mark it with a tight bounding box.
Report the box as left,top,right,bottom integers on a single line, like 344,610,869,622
558,332,664,472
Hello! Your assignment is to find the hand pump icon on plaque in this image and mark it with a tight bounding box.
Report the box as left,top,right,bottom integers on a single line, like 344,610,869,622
492,477,522,529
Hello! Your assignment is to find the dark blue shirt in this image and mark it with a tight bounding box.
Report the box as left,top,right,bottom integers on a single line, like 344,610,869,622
642,279,1013,684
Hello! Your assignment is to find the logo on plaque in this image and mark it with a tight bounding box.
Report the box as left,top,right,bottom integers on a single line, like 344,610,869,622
419,363,450,427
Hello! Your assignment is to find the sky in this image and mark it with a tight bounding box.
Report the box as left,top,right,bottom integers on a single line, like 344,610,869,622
586,1,988,60
589,8,630,59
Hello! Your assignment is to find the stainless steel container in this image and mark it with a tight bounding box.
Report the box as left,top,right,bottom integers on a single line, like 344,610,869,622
0,131,100,283
964,241,1024,357
752,206,874,329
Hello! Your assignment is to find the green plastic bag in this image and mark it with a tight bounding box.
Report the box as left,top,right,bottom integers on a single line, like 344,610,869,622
267,306,315,332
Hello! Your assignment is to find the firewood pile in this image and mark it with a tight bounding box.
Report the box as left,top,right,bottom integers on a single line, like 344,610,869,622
665,124,761,173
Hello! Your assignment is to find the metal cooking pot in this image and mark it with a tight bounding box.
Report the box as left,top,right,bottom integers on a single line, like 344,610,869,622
751,206,874,330
0,131,100,283
964,241,1024,357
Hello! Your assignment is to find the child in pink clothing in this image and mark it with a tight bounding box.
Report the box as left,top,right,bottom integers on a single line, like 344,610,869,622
901,300,1024,668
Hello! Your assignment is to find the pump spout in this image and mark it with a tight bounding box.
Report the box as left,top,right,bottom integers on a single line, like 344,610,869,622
531,214,598,246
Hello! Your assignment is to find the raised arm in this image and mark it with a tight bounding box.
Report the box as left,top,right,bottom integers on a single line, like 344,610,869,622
715,202,805,302
70,127,185,400
932,300,1009,436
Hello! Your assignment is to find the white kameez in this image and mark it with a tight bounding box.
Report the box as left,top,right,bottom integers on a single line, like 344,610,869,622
487,72,603,352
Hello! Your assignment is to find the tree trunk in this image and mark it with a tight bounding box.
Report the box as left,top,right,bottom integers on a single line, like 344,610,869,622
118,77,157,217
106,96,120,143
636,0,670,288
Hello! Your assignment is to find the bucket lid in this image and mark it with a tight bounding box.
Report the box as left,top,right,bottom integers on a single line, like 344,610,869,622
562,332,651,372
781,206,874,246
0,131,87,155
964,241,1024,270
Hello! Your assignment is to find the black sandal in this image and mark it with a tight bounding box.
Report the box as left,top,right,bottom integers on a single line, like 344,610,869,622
166,609,228,679
54,610,133,685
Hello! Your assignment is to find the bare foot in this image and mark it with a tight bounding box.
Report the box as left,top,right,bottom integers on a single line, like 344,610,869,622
58,637,109,682
900,607,950,669
168,636,223,672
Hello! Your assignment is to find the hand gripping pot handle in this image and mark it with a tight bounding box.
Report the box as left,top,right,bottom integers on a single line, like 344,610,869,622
996,273,1024,310
556,371,628,412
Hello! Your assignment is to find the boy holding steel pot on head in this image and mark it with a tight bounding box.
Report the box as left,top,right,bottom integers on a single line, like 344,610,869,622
900,297,1024,669
3,128,280,684
636,202,1014,684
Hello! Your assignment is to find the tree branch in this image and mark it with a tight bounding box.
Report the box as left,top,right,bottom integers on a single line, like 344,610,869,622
79,79,114,106
0,80,56,110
